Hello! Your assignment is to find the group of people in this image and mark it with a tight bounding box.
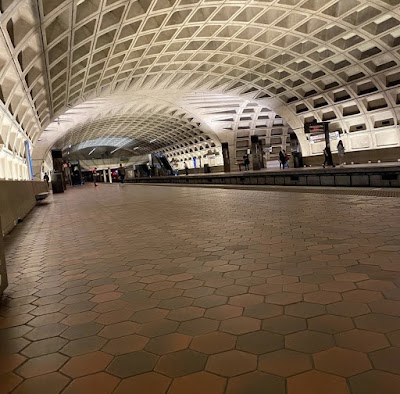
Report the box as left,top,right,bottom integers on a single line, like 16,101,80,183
279,150,289,169
323,140,345,168
92,164,126,186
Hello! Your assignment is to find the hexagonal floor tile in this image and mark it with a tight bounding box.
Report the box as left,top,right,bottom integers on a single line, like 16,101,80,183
167,306,205,322
259,349,312,377
114,372,170,394
190,331,236,354
167,371,226,394
327,301,370,317
287,370,350,394
262,315,307,335
286,330,334,353
131,308,168,323
355,313,400,333
178,317,219,336
304,291,342,305
60,351,113,378
62,372,119,394
155,349,207,378
220,316,260,335
204,305,242,320
243,303,283,319
228,294,264,307
106,351,158,378
236,330,284,354
308,314,354,334
16,353,68,379
370,347,400,374
285,302,326,318
335,329,389,352
102,334,149,356
145,333,191,355
350,370,400,394
206,350,257,377
313,347,372,377
137,319,179,338
265,292,303,306
226,371,285,394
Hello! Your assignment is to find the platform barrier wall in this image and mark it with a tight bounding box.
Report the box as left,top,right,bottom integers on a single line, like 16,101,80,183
0,180,48,235
0,217,7,295
127,167,400,188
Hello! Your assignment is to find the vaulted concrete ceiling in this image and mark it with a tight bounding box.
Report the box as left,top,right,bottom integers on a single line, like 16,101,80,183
0,0,400,168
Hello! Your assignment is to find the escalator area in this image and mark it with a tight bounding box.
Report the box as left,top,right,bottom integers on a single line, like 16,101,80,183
152,154,175,176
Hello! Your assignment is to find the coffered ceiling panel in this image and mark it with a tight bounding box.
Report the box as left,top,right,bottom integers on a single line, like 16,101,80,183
0,0,399,163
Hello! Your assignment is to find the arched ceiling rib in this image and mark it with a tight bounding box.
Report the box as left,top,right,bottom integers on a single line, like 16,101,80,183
0,0,399,167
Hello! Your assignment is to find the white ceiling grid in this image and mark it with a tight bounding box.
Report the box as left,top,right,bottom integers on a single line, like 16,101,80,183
0,0,399,164
56,100,217,156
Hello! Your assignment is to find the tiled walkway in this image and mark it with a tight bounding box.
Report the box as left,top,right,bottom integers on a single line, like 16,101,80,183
1,184,400,394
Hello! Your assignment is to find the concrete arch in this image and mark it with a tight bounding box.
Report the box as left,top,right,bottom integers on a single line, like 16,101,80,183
0,0,400,178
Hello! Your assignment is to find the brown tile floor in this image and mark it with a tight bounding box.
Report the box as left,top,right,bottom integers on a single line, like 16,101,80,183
1,184,400,393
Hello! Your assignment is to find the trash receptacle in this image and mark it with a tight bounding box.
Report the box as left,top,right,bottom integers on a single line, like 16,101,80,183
292,152,303,168
51,172,64,193
204,164,211,174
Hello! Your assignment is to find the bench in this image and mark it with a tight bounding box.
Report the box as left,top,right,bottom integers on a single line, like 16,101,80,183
35,192,49,201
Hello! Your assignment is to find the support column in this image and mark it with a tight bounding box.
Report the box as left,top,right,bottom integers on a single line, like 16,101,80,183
221,142,231,173
250,136,263,170
51,150,64,193
103,169,107,183
108,168,112,183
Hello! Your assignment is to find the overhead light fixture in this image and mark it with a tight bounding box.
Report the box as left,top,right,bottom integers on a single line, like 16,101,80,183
77,0,86,5
88,148,96,155
134,147,139,150
150,139,157,143
110,147,119,154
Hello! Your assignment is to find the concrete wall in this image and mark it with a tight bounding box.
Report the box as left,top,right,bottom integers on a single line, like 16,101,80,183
0,180,48,235
0,217,8,295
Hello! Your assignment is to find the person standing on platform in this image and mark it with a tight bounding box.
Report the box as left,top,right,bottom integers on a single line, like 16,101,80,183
243,153,250,171
337,140,345,166
279,150,286,169
118,164,126,184
184,162,189,176
43,172,49,185
93,168,98,187
323,145,335,168
283,150,289,168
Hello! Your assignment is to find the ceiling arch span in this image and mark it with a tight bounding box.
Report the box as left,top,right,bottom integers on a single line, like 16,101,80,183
32,91,229,173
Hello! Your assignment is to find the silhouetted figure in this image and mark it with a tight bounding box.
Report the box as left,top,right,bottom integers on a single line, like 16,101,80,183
184,162,189,176
337,140,345,166
118,164,126,184
93,168,98,187
279,150,286,169
43,173,49,185
243,154,250,171
323,145,335,168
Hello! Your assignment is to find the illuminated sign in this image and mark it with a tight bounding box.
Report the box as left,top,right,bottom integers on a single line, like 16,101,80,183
304,122,326,134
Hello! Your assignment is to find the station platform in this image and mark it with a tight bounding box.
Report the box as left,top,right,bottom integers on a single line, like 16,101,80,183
127,163,400,188
2,184,400,394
